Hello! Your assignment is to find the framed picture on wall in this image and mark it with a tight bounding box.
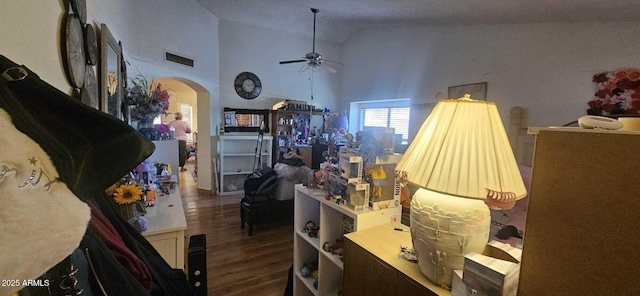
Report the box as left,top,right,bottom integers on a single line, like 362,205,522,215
448,82,488,100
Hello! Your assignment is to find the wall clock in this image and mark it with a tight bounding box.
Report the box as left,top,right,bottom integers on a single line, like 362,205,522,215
234,72,262,100
83,23,98,66
80,64,98,109
64,14,86,89
70,0,87,24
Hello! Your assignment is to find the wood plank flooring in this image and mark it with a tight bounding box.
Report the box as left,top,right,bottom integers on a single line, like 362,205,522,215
178,160,293,296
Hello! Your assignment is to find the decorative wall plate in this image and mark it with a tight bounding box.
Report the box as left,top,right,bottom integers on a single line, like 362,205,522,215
70,0,87,24
80,65,98,109
64,14,85,88
578,115,623,130
83,24,98,66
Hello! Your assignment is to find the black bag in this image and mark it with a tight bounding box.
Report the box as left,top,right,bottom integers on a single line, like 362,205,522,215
244,168,278,202
0,55,193,296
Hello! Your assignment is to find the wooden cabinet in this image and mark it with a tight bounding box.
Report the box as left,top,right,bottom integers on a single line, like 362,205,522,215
293,185,401,295
343,224,451,296
518,128,640,295
214,135,272,196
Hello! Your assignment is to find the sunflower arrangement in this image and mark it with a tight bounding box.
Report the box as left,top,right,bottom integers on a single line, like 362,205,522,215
113,183,144,205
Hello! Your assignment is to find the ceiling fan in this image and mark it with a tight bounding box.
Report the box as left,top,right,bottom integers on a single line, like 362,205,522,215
279,8,342,74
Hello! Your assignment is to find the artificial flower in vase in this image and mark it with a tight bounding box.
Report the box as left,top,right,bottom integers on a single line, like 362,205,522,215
125,75,170,132
587,68,640,116
112,183,146,220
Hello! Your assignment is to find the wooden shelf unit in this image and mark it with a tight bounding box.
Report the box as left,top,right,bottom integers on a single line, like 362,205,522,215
271,109,326,165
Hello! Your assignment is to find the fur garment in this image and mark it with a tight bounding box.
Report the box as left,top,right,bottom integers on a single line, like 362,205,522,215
0,109,90,295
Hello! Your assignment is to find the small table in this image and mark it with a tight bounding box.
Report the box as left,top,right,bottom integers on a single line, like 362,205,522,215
142,176,187,269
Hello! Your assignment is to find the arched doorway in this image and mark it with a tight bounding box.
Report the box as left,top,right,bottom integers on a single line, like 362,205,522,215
154,77,212,191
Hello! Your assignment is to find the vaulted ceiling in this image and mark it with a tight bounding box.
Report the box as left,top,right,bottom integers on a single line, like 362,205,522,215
197,0,640,44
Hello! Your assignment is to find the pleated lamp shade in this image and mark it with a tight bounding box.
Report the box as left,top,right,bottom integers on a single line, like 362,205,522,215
398,97,527,286
397,97,527,203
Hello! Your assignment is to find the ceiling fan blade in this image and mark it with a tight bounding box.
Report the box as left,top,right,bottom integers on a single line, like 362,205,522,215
279,59,307,64
298,63,310,73
322,59,344,66
320,62,337,73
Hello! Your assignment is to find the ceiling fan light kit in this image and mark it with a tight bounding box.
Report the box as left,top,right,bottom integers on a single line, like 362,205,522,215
279,8,342,74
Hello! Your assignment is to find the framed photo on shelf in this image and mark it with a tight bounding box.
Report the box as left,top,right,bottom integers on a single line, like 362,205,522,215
448,82,487,100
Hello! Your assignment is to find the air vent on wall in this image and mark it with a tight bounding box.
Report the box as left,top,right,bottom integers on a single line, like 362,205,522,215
165,51,194,67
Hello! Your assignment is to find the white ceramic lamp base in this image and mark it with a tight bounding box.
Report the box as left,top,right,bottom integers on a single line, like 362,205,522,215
410,188,491,287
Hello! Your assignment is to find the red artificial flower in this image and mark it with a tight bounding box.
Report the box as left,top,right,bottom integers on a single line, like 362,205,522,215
588,68,640,114
617,78,634,90
592,72,609,83
603,80,617,90
602,103,617,112
615,70,628,80
595,89,610,99
588,100,603,108
628,70,640,81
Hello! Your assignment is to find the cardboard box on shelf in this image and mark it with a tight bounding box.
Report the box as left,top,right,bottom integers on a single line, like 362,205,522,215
368,154,402,210
339,153,363,183
462,241,522,296
347,182,370,212
452,270,478,296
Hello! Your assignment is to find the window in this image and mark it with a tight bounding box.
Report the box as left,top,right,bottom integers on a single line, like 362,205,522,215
361,107,410,141
349,98,411,144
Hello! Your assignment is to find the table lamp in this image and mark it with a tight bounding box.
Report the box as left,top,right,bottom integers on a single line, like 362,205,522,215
396,95,527,287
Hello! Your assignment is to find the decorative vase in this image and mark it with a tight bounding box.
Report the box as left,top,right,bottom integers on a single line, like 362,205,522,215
137,119,158,141
136,119,153,129
119,202,146,220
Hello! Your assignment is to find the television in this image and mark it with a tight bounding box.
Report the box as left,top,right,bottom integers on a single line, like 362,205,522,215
223,108,270,133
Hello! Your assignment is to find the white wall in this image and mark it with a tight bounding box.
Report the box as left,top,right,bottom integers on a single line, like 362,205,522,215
342,22,640,128
1,0,219,190
218,19,342,114
6,1,639,189
1,1,71,91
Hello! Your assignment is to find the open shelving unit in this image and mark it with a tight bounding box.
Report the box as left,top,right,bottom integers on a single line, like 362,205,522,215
293,184,402,295
214,135,272,196
270,108,326,165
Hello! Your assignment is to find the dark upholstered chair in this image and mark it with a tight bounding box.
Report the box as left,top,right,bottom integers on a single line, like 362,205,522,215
240,163,311,236
240,169,279,236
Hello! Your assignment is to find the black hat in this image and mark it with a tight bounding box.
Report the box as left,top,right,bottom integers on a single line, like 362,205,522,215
0,55,154,198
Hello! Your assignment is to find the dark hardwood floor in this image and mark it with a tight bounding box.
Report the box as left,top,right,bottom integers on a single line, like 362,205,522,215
177,159,293,296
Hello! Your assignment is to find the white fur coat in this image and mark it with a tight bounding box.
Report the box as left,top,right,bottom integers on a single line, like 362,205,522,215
0,109,90,295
